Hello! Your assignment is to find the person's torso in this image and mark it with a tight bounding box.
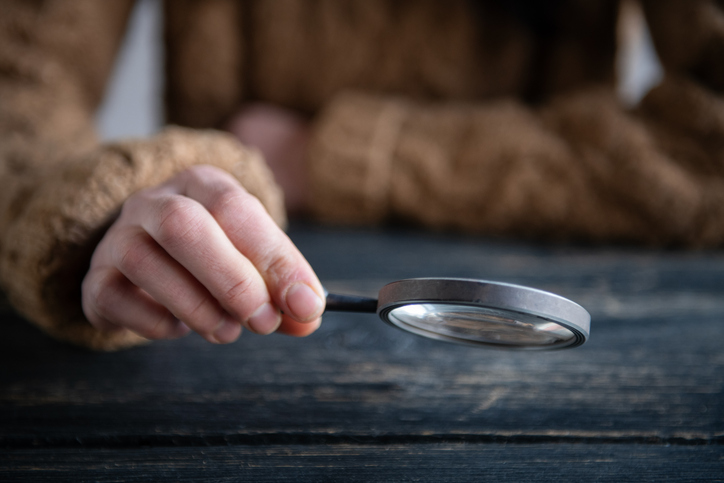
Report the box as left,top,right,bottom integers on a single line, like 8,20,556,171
164,0,617,127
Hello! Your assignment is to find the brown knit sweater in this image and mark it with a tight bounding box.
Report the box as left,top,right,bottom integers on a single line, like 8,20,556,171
1,0,723,350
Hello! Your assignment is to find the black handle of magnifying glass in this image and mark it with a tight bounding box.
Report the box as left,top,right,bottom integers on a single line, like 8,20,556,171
324,291,378,313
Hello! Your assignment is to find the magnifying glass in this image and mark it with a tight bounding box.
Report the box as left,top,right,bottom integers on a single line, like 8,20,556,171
324,278,590,350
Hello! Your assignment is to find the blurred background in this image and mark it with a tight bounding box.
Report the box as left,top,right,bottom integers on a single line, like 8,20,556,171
96,0,163,140
95,0,663,141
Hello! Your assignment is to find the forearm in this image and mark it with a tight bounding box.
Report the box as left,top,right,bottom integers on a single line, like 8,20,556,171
306,87,724,246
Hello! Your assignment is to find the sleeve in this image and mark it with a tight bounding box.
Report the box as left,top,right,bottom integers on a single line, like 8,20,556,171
306,2,724,248
306,85,724,247
0,1,285,350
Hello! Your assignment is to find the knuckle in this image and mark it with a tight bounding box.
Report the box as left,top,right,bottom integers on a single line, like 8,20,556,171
88,272,121,320
184,165,240,196
220,276,258,316
237,193,265,217
118,197,135,219
121,187,156,219
206,188,249,222
82,290,103,326
261,248,297,283
185,164,224,181
153,195,204,248
115,232,155,278
176,296,219,336
92,285,115,320
143,314,175,340
185,297,213,326
225,194,268,237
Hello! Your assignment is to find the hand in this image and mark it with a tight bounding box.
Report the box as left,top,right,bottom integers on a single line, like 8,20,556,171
81,165,325,343
225,104,310,214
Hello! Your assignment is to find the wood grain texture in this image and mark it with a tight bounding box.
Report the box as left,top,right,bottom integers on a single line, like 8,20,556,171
1,444,723,482
1,223,722,479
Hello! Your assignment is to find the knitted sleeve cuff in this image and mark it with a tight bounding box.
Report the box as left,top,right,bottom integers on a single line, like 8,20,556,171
306,91,407,224
1,127,285,350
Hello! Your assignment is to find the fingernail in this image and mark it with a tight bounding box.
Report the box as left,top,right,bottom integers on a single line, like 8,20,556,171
285,283,324,322
212,316,241,344
248,302,282,335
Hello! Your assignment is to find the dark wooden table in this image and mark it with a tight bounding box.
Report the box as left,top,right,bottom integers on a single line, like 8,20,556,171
1,222,723,481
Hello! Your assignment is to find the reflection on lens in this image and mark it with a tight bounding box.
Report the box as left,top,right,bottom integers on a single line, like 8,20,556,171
387,303,574,347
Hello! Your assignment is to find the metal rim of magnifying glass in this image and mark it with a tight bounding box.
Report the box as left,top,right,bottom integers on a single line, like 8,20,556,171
377,278,591,350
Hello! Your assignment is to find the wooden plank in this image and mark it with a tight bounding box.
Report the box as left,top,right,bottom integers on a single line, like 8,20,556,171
1,224,723,445
1,444,722,482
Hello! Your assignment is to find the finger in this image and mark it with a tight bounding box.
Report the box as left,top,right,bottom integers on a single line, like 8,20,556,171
82,266,191,340
176,165,325,325
104,226,247,343
123,188,283,336
276,314,322,337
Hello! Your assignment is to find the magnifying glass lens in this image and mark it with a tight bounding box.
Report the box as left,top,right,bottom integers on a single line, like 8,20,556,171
387,303,576,347
325,278,590,350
